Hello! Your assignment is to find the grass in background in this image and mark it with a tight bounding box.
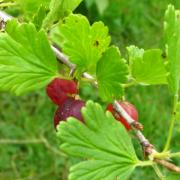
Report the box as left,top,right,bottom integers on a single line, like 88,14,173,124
0,92,67,179
1,0,180,179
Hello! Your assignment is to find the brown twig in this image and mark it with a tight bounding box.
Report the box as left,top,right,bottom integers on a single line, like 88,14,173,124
155,159,180,173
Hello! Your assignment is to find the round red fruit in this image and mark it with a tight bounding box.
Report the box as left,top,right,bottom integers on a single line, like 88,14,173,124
106,101,138,130
54,97,85,128
46,78,77,105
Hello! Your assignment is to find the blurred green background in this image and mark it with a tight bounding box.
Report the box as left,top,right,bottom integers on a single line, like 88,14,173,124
0,0,180,179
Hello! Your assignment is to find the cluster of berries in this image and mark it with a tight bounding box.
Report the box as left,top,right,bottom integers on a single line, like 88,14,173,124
46,78,138,130
46,78,85,128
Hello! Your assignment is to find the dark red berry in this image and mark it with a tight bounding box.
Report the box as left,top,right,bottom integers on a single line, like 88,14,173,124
54,97,85,128
107,101,138,130
46,78,77,105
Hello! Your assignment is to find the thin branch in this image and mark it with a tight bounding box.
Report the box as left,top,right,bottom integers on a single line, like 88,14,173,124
169,152,180,158
51,46,75,70
152,164,166,180
40,135,67,157
0,3,16,8
163,93,179,152
0,10,12,21
0,139,44,144
0,138,67,157
155,159,180,173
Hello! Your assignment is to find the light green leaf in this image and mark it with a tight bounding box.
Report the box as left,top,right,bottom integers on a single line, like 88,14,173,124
70,160,135,180
95,0,109,15
164,5,180,93
59,14,111,74
128,47,167,85
127,45,144,68
43,0,83,29
96,46,129,102
57,101,138,180
0,20,58,95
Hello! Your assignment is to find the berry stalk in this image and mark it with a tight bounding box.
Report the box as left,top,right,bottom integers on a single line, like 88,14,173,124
163,93,179,152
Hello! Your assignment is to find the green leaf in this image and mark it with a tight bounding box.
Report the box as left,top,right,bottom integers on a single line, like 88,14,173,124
57,101,139,180
17,0,50,18
33,5,47,31
0,20,58,95
59,14,111,75
42,0,83,29
164,5,180,93
95,0,109,15
96,46,128,102
128,47,167,85
127,45,144,67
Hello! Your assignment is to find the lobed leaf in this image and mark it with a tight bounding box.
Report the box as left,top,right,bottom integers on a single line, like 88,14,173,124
57,101,139,180
0,20,58,95
128,47,167,85
59,14,111,75
96,46,129,102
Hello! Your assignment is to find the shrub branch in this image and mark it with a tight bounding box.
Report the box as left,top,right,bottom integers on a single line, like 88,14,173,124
0,10,179,174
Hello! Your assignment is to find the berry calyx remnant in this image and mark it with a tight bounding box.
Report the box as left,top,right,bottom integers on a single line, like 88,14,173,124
107,101,138,130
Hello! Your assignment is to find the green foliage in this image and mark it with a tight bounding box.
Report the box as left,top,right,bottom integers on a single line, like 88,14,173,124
32,5,47,30
42,0,83,28
128,47,167,85
0,91,66,179
97,46,128,102
0,20,58,95
167,173,180,180
1,1,180,179
85,0,109,15
17,0,50,18
95,0,109,15
57,101,139,179
164,5,180,93
59,14,110,75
